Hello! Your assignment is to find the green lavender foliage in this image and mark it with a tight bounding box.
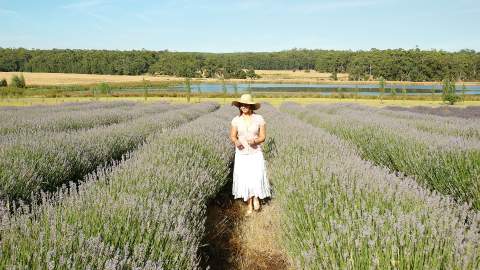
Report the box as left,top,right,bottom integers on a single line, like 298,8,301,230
387,105,480,119
0,102,176,135
263,104,480,269
282,103,480,209
314,103,480,140
0,106,235,269
0,103,217,202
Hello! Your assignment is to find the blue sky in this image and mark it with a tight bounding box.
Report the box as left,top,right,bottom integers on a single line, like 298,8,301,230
0,0,478,52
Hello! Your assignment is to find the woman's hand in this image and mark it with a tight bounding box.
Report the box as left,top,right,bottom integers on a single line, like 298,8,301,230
235,140,245,150
247,138,256,146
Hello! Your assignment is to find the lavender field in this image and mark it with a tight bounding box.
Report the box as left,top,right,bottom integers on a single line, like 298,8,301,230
0,101,479,269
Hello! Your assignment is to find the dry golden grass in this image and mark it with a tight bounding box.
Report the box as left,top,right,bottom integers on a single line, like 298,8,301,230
203,182,290,270
0,72,184,86
255,69,349,82
236,200,291,270
3,71,477,86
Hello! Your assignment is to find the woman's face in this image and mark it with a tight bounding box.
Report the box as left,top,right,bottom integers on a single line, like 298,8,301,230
240,104,253,114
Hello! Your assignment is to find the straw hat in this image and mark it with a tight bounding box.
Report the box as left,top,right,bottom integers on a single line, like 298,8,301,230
231,94,261,110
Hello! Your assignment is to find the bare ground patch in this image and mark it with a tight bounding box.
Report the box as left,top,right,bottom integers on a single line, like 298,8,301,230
201,181,290,270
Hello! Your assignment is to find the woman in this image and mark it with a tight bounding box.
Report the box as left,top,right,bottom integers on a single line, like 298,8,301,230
230,94,271,215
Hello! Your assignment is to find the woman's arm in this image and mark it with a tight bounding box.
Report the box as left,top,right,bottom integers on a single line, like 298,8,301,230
248,124,266,145
254,124,266,144
230,125,244,149
230,125,238,144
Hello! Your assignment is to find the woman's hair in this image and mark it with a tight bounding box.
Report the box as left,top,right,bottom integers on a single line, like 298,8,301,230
238,104,256,116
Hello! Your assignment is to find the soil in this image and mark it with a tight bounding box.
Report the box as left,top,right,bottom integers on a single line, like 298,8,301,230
201,181,289,270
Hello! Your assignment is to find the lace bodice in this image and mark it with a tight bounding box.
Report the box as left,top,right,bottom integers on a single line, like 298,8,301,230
231,114,265,154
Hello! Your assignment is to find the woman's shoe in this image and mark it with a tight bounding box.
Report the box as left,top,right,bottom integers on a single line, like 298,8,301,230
253,197,260,211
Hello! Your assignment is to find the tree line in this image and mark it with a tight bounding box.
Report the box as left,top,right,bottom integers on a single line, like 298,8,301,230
1,48,479,81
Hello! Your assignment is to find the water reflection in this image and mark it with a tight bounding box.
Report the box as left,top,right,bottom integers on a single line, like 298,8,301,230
170,83,480,96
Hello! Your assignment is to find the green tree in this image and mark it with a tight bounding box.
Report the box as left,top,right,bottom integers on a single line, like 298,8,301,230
379,77,385,103
330,70,338,81
390,87,397,98
442,78,461,105
221,77,227,104
185,77,191,103
233,83,238,96
143,78,151,101
197,85,202,102
1,48,479,82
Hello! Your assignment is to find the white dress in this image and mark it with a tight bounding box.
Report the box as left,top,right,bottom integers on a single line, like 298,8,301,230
231,114,271,201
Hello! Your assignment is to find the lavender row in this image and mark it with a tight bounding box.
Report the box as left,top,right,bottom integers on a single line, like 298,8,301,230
0,105,234,269
312,103,480,140
261,104,480,269
282,103,480,209
0,101,137,123
386,105,480,119
0,100,137,113
0,103,218,202
0,102,178,136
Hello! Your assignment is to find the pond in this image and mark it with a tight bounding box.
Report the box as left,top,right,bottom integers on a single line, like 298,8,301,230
168,83,480,96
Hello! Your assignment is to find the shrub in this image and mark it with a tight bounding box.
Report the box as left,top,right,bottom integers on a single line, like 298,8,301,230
97,82,112,95
246,68,260,79
10,74,26,88
0,78,7,87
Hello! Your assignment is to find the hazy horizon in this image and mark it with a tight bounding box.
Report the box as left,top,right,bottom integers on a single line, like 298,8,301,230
0,46,477,54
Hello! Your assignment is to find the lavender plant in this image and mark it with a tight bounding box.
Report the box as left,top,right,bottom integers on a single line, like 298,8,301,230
0,103,218,202
386,105,480,119
0,102,179,136
0,100,137,114
262,104,480,269
314,103,480,140
282,103,480,209
0,105,235,269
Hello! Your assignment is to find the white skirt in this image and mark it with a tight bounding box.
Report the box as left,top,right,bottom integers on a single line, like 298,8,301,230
232,151,271,201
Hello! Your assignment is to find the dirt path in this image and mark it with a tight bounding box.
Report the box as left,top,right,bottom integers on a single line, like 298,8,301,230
202,181,290,270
